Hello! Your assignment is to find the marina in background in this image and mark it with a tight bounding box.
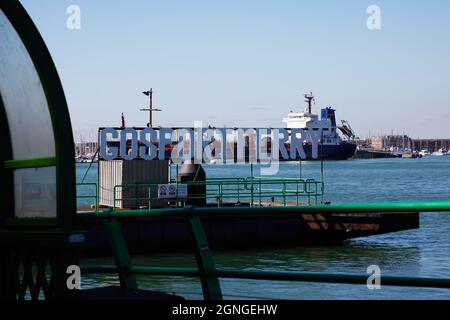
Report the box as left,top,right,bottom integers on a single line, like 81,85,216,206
356,135,450,158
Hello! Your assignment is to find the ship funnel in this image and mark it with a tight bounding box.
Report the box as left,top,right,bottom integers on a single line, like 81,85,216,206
321,107,336,127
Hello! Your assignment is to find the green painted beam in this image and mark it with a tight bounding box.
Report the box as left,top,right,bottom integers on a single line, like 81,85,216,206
81,265,120,274
80,265,450,289
187,214,223,300
215,270,450,289
105,219,138,289
78,200,450,219
4,156,56,169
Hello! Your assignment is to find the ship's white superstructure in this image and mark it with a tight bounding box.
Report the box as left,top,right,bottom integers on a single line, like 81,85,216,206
282,111,332,130
283,93,355,146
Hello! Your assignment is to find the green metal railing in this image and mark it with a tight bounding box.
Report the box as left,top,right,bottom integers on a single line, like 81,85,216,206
107,177,324,209
79,200,450,300
76,182,98,213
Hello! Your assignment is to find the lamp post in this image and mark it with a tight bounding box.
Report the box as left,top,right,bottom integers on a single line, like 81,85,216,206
140,88,162,128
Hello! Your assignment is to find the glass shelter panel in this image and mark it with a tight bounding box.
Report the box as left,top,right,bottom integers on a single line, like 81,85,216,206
0,9,57,218
0,9,55,160
13,167,57,218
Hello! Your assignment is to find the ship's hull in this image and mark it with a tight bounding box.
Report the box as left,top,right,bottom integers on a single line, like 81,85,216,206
78,210,419,255
106,141,357,162
225,142,357,162
282,142,357,161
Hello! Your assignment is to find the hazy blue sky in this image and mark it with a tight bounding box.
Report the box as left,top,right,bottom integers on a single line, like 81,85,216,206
20,0,450,140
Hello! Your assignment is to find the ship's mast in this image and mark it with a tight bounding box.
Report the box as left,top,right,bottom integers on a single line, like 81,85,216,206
304,92,314,114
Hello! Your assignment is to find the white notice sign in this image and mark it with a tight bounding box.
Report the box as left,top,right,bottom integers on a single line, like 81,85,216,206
158,184,187,199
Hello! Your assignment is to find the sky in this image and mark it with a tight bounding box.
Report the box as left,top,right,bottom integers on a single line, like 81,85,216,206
20,0,450,141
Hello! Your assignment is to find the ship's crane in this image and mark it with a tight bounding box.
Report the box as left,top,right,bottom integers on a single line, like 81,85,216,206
338,120,357,140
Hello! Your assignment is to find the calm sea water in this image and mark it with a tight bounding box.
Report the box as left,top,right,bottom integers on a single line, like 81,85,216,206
77,157,450,299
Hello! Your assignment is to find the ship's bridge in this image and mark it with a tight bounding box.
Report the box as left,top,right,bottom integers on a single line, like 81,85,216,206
283,111,332,130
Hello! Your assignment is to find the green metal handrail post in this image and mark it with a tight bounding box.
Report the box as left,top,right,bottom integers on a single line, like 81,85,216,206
76,182,98,213
95,182,99,213
186,209,223,300
113,185,117,210
219,183,223,207
306,181,311,205
259,178,262,206
315,183,318,205
105,218,137,289
237,180,240,203
321,182,325,204
250,165,254,206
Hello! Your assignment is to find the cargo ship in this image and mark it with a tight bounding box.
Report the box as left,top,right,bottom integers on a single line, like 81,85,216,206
283,93,357,160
